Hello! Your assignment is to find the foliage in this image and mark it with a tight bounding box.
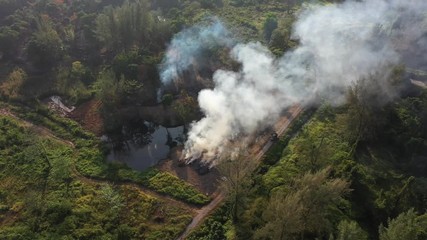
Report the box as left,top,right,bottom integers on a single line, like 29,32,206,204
55,64,93,105
217,153,257,222
0,112,195,239
255,168,350,240
92,69,144,107
146,171,211,205
187,204,230,240
172,91,198,123
7,101,209,205
0,68,27,99
161,93,174,106
112,50,141,80
336,220,368,240
379,209,427,240
95,0,171,52
26,17,63,69
263,13,278,42
0,26,19,59
191,87,427,239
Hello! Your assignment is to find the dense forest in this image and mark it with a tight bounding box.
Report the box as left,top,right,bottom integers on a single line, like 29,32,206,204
0,0,426,239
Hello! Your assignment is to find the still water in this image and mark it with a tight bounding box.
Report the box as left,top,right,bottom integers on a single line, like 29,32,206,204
106,122,184,171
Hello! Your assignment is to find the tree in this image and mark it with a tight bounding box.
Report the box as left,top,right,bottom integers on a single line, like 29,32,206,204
112,51,141,80
0,27,19,60
345,78,388,155
263,14,278,42
172,91,198,127
95,0,156,52
379,209,427,240
336,220,368,240
269,28,289,54
93,69,121,107
93,69,143,107
217,153,256,222
255,168,351,239
100,184,124,221
0,68,26,99
26,17,63,69
254,191,304,240
0,0,26,18
284,0,298,13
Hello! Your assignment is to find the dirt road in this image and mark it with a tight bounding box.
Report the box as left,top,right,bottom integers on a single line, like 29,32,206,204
176,105,303,240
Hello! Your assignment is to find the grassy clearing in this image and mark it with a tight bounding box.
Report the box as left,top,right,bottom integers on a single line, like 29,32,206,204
0,114,194,239
5,101,210,205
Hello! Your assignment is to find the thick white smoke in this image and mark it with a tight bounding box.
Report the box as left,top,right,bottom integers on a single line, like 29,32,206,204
160,0,427,164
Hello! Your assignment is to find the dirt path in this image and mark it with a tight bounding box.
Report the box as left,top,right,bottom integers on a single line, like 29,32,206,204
0,108,75,147
0,108,196,212
177,192,225,240
69,163,196,212
1,105,304,239
176,105,303,240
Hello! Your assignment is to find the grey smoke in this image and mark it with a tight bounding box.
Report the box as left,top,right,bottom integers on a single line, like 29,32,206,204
159,18,234,85
160,0,427,164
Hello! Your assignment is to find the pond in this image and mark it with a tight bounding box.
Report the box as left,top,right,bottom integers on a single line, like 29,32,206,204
105,121,184,171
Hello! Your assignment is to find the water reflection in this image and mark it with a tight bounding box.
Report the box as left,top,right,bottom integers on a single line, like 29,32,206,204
106,120,184,171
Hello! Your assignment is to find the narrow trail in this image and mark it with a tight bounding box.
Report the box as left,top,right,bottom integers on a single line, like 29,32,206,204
0,108,196,212
0,108,75,147
1,105,303,240
69,164,196,211
177,105,303,240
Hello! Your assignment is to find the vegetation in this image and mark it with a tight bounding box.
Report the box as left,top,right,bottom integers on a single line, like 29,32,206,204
1,0,426,239
7,101,209,205
190,86,427,239
0,115,192,239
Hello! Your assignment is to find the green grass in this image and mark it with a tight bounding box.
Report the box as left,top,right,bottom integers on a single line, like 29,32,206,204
187,204,230,240
147,171,210,205
6,101,210,205
0,114,194,239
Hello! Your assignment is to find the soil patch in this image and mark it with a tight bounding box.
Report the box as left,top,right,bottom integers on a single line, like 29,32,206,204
68,99,104,136
157,146,220,196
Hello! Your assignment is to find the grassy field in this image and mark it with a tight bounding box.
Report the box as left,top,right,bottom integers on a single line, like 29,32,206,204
7,101,210,205
0,108,202,239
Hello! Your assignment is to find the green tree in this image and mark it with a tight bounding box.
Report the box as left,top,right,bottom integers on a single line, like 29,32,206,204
0,68,27,99
379,209,427,240
93,70,121,107
217,153,257,222
336,220,368,240
263,14,278,42
269,28,289,54
172,91,198,126
254,191,304,240
112,50,141,80
26,17,63,69
345,78,388,155
93,69,143,107
0,27,19,59
255,168,350,240
95,0,157,52
100,184,124,221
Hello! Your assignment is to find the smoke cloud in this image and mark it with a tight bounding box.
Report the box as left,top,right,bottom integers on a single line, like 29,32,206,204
160,0,427,164
159,18,234,85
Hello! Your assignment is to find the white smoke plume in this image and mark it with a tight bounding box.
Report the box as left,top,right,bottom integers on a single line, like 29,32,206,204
160,0,427,164
159,18,234,85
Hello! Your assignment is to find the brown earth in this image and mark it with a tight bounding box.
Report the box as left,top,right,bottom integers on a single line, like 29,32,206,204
176,104,303,240
157,147,220,196
68,99,104,136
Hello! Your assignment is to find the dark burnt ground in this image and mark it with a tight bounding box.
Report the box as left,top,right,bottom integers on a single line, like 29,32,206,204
157,147,220,196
